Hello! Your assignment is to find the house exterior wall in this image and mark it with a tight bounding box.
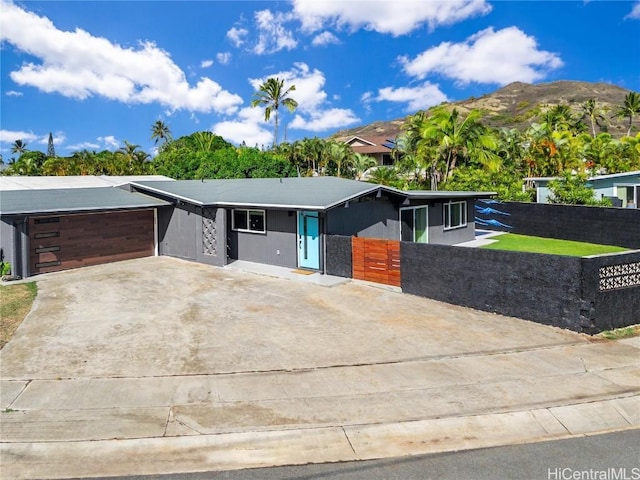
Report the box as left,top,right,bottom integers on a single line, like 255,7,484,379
157,205,228,267
426,199,476,245
157,205,198,260
326,196,400,240
0,217,16,274
228,209,297,268
326,196,475,246
194,207,227,267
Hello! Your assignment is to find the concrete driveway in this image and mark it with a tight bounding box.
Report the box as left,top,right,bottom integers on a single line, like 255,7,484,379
1,256,639,479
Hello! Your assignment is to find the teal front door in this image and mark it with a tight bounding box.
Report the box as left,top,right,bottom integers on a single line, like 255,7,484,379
298,211,320,270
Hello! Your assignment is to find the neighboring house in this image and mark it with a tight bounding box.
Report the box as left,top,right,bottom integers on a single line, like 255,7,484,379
525,171,640,207
343,136,395,166
1,176,494,278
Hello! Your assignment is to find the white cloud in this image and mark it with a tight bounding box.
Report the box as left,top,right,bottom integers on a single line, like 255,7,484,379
200,59,213,68
400,26,563,85
249,63,326,113
626,1,640,19
373,82,449,112
5,90,23,97
253,9,297,55
226,27,248,47
0,1,243,114
216,52,232,65
67,141,100,151
0,129,38,143
289,108,359,131
292,0,491,36
312,31,340,46
217,63,360,143
98,135,119,148
212,107,273,146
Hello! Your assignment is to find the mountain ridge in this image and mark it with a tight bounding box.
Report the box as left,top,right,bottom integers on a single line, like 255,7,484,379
331,80,639,141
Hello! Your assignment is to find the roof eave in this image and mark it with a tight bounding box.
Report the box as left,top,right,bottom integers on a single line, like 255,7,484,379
0,203,169,216
129,182,205,206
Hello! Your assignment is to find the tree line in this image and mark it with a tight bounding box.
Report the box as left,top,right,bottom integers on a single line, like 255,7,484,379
3,79,639,205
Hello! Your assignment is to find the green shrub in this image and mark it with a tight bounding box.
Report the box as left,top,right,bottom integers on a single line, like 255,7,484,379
0,262,11,276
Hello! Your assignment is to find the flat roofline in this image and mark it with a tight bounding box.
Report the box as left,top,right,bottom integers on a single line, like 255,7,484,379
0,205,167,216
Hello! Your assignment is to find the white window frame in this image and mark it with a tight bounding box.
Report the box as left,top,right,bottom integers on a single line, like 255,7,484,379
232,209,266,234
443,200,467,230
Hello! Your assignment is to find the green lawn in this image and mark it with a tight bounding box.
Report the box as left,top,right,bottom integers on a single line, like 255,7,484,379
481,234,629,257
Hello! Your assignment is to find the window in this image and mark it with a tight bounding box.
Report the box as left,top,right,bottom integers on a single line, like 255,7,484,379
400,206,428,243
443,201,467,230
232,209,266,233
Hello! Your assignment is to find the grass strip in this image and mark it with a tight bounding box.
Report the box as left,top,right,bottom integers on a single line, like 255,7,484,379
0,282,37,349
481,234,628,257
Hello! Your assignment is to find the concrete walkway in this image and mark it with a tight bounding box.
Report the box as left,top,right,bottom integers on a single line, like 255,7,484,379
0,256,638,479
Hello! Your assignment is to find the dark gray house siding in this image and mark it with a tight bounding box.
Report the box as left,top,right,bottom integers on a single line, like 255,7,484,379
157,205,197,260
228,209,297,268
327,196,475,246
157,205,227,267
0,217,16,270
326,195,400,240
1,216,30,278
426,199,476,245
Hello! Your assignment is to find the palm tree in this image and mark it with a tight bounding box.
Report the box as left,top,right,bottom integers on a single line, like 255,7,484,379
117,141,146,171
351,153,377,180
616,91,640,137
582,99,607,138
11,139,28,155
151,120,172,145
417,107,502,189
543,104,576,132
251,77,298,147
367,166,399,186
326,141,352,177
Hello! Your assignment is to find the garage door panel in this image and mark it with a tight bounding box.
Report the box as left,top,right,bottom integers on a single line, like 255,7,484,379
29,210,154,275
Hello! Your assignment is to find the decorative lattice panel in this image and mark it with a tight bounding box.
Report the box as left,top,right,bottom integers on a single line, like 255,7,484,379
599,262,640,291
202,208,217,255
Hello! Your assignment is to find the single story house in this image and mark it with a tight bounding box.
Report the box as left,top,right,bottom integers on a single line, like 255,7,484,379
525,171,640,207
1,176,494,278
343,136,395,166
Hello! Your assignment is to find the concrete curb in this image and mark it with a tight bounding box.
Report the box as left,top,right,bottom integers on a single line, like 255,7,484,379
2,396,638,479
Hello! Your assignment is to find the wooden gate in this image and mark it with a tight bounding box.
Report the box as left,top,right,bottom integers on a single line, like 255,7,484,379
352,237,401,287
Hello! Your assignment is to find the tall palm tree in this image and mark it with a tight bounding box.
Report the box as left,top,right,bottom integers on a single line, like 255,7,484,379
11,139,28,155
151,120,172,145
251,77,298,147
582,99,607,138
616,91,640,137
327,141,352,177
117,141,146,171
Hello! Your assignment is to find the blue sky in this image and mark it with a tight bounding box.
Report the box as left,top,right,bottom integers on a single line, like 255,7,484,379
1,0,639,159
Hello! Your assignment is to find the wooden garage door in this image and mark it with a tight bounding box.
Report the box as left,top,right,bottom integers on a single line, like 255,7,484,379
29,210,154,275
